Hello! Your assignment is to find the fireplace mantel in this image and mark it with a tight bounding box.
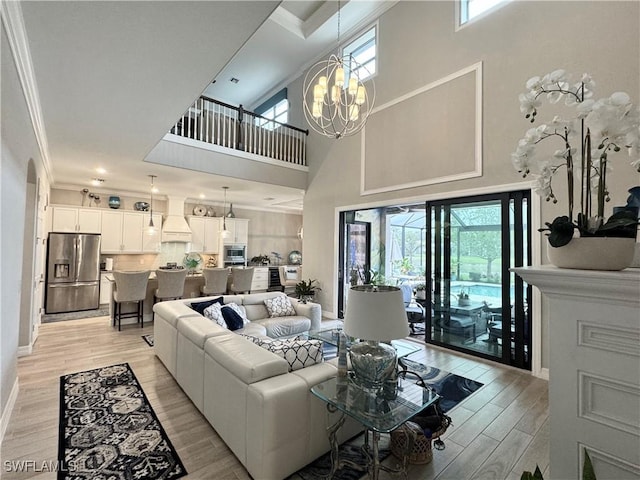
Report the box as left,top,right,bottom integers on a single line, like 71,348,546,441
513,266,640,479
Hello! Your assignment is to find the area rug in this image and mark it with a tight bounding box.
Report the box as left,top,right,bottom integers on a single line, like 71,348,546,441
288,361,483,479
142,334,154,347
58,363,187,480
399,357,484,412
43,307,110,323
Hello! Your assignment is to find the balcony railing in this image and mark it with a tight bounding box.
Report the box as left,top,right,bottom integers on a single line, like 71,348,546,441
170,96,308,167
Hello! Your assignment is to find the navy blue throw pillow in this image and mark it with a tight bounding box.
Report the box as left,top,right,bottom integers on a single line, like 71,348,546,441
190,297,223,316
221,306,244,331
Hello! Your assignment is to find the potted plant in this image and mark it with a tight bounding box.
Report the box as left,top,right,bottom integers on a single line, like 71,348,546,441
457,288,471,306
512,70,640,269
414,283,427,300
295,278,322,303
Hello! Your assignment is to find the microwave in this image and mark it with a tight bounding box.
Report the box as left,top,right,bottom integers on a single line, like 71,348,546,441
224,244,246,265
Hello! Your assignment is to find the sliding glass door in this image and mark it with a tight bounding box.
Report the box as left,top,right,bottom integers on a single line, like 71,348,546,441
338,190,531,370
427,192,531,368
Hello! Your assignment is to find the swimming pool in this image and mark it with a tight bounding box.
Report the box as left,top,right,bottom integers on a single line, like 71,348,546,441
451,283,515,300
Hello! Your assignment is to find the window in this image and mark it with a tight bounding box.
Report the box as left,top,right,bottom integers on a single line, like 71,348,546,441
342,25,377,82
460,0,507,26
254,88,288,130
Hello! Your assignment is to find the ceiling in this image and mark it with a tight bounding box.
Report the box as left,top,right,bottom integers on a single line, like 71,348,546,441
18,1,393,211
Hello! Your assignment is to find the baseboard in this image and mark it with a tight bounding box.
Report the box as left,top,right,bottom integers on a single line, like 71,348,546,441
0,378,19,445
17,345,32,357
535,367,549,380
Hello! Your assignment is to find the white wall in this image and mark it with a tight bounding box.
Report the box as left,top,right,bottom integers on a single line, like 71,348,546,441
296,1,640,369
1,19,48,436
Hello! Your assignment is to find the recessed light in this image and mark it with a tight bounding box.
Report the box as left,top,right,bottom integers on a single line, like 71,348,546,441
230,77,239,84
199,193,206,199
96,167,107,174
151,187,159,194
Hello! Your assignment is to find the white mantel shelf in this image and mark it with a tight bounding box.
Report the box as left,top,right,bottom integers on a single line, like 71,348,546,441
512,266,640,480
513,266,640,306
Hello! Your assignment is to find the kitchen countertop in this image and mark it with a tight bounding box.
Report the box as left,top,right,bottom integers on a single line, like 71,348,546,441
104,271,204,282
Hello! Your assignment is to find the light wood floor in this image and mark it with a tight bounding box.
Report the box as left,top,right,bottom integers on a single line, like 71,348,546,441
1,316,549,479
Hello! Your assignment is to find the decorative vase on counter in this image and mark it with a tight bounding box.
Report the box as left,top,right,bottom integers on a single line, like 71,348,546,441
547,237,636,271
108,196,121,209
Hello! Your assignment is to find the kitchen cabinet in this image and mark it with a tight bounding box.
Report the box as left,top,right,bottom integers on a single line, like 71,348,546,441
251,267,269,292
51,206,101,233
99,273,112,304
222,218,249,245
100,211,161,253
187,216,221,253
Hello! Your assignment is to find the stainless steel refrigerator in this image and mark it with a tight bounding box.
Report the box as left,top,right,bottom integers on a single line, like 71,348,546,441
45,233,101,314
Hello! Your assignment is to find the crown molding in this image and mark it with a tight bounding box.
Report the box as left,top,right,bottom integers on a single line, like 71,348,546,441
1,1,53,183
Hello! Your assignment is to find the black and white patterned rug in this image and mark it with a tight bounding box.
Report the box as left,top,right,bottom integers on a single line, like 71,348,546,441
58,363,186,480
142,334,154,347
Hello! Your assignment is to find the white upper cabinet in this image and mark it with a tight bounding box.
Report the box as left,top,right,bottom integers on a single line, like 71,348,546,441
100,210,161,253
51,206,101,233
188,216,221,253
223,218,249,244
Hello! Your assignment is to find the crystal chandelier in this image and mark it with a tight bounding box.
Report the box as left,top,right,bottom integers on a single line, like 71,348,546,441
302,3,375,139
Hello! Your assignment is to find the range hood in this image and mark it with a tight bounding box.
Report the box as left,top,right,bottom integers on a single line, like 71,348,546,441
161,196,192,243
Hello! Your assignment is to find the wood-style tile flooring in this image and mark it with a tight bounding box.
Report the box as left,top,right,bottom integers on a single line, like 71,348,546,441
1,316,549,479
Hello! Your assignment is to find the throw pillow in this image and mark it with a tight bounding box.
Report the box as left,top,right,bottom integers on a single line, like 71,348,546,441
240,334,271,346
221,305,245,331
190,297,223,316
264,296,296,318
262,338,323,371
203,303,226,329
222,302,250,326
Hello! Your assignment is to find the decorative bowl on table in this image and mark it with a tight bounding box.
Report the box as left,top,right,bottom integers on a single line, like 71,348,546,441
183,252,203,273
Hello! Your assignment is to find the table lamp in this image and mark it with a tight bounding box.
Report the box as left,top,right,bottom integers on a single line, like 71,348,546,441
344,285,410,391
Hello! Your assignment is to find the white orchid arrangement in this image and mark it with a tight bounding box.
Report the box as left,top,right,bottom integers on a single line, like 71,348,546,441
512,70,640,247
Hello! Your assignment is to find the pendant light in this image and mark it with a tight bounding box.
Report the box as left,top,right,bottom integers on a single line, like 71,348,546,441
220,186,231,238
146,175,157,236
302,0,375,139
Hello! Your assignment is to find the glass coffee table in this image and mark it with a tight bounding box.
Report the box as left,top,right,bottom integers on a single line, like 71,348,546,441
311,374,440,479
308,327,421,359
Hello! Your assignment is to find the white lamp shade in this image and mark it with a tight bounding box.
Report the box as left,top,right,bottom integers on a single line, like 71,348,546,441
344,285,409,341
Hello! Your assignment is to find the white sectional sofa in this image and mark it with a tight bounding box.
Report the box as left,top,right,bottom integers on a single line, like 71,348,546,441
153,292,361,480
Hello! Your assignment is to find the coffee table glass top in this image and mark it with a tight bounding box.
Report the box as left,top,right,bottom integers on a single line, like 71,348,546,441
311,374,439,433
308,327,421,359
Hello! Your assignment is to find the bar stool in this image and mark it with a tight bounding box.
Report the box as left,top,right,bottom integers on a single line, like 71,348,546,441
278,266,300,295
112,270,150,331
154,269,188,304
201,268,229,296
229,267,254,294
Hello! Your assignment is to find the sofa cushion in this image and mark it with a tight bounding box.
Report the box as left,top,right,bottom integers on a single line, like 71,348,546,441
236,323,268,337
260,338,323,371
204,334,289,384
257,316,311,338
191,296,223,315
264,296,296,318
176,315,229,348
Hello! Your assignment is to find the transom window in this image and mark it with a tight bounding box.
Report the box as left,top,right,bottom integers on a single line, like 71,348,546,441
254,88,288,130
342,25,377,82
460,0,507,26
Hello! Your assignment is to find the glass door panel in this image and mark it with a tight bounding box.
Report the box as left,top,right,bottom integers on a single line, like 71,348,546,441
427,192,531,369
